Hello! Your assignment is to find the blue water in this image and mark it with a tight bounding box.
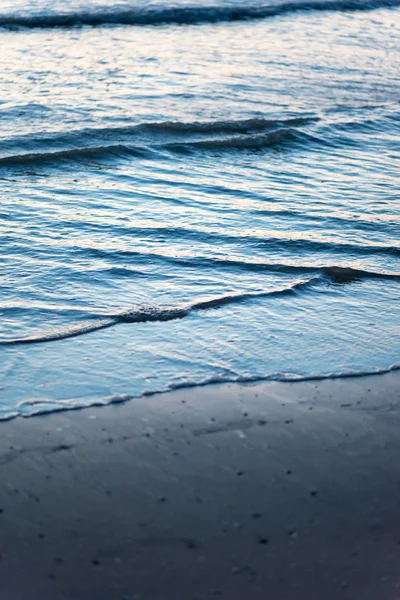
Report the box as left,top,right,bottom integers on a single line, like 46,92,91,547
0,0,399,419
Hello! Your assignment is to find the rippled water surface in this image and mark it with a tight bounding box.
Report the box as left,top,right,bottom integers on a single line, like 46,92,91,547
0,0,399,419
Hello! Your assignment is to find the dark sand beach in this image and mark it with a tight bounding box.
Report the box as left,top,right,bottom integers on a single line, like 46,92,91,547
1,372,399,599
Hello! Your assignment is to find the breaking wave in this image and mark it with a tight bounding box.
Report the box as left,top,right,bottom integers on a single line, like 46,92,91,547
2,266,399,346
0,277,317,345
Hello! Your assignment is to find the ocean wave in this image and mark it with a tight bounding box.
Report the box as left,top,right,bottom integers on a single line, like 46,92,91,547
0,0,399,30
3,110,395,166
165,128,326,152
2,267,398,345
190,276,317,309
0,116,318,165
0,318,116,345
321,265,400,282
0,277,316,345
0,144,134,165
75,233,400,264
0,132,313,165
143,116,319,134
1,116,317,146
184,260,400,279
188,264,400,283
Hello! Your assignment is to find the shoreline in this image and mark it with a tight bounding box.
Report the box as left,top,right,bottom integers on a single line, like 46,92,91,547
1,372,400,599
3,363,400,422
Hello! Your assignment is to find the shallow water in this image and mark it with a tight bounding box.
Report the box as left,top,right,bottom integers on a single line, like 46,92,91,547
0,0,399,419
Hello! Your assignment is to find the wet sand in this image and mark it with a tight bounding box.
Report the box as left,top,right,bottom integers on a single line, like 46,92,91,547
1,372,400,600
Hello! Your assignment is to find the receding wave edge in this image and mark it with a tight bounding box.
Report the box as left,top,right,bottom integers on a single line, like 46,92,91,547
3,362,399,422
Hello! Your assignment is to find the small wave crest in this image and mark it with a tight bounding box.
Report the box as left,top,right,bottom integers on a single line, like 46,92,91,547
0,117,321,166
0,276,317,346
119,306,190,323
3,266,398,346
0,0,399,30
144,116,318,135
191,277,317,309
321,265,400,282
166,128,324,153
0,144,134,166
1,318,116,345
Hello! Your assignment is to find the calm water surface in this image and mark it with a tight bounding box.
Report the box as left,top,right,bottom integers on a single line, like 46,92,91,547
0,0,399,418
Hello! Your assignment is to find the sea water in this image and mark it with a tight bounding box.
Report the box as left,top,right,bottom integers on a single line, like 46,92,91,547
0,0,399,419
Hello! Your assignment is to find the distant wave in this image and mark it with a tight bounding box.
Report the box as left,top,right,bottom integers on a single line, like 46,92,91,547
0,116,325,166
144,116,318,133
0,0,399,30
0,114,392,167
320,265,400,282
166,128,326,152
0,144,131,165
3,109,397,167
180,261,400,280
2,266,399,345
2,110,396,167
0,132,316,165
76,232,400,263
